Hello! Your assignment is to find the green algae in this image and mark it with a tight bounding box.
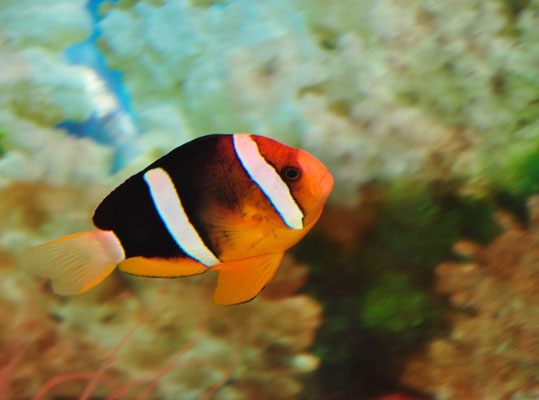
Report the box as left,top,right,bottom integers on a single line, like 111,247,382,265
482,132,539,221
0,131,5,156
484,143,539,224
501,0,533,21
503,143,539,198
360,273,437,334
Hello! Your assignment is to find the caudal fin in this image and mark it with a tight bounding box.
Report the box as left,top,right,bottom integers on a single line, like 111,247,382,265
26,230,125,295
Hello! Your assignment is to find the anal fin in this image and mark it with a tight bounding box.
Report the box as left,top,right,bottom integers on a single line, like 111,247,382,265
118,256,208,278
212,252,283,306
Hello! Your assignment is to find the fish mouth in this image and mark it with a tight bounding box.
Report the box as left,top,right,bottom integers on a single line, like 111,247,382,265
319,172,334,196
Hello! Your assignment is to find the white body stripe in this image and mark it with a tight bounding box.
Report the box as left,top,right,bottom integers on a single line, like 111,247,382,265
143,168,220,267
232,134,304,230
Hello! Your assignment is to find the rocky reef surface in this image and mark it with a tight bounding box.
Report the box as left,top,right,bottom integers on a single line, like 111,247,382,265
401,197,539,400
1,248,319,399
0,175,321,399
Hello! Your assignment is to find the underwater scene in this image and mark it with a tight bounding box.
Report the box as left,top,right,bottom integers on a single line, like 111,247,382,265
1,0,538,399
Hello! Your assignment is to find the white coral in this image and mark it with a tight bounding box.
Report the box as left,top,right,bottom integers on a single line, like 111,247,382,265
99,0,326,145
99,0,539,205
0,0,91,52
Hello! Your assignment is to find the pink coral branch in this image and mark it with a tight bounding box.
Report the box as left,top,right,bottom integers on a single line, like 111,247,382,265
201,330,242,400
79,303,155,400
0,278,48,397
31,371,93,400
136,300,210,400
102,378,146,400
136,331,202,400
0,338,30,397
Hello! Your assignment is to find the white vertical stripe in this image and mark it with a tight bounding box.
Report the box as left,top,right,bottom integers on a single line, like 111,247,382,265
233,134,304,230
143,168,220,267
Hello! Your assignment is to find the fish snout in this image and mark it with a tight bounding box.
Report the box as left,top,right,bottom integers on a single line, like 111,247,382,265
319,171,334,197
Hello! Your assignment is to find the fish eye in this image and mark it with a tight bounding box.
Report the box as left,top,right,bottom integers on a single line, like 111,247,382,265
281,166,301,182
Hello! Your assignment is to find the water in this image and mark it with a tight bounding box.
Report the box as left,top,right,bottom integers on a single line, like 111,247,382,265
0,1,538,399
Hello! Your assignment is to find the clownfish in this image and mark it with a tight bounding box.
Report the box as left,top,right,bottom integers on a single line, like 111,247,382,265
27,134,333,305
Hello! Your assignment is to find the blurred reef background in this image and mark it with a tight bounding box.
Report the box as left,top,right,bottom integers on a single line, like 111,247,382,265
0,0,538,399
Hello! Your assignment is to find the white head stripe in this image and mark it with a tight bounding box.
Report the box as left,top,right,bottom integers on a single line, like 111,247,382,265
233,134,304,230
143,168,220,267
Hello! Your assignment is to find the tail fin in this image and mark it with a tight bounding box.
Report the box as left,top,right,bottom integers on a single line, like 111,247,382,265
26,230,125,295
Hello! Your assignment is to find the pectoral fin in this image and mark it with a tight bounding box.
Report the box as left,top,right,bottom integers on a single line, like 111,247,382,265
212,252,284,306
201,206,271,257
119,256,208,278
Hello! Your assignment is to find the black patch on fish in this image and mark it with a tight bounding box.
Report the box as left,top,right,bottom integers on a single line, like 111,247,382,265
93,134,232,259
93,171,183,258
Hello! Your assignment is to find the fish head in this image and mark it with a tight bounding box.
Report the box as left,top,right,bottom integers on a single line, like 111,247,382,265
254,135,333,229
290,147,334,227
